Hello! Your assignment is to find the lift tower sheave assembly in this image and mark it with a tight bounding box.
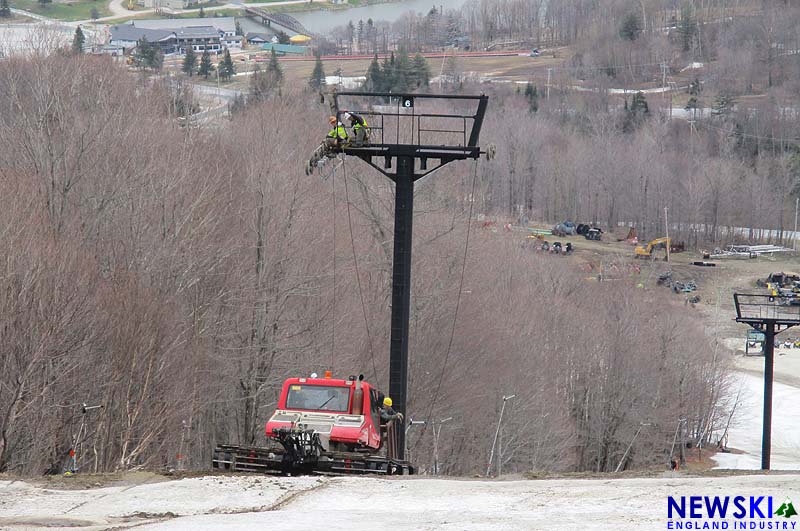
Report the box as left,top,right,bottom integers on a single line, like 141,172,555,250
733,293,800,470
332,92,489,460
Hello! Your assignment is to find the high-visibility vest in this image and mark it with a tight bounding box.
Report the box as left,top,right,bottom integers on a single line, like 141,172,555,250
327,124,348,140
351,114,368,132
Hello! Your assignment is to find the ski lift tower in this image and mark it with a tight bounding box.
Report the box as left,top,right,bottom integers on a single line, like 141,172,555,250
331,91,489,460
733,293,800,469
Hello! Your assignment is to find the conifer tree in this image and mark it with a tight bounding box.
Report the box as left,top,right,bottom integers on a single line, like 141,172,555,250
218,49,235,81
182,47,197,76
72,26,85,55
198,49,214,79
309,51,326,90
411,53,430,88
0,0,10,18
365,54,382,92
267,47,283,86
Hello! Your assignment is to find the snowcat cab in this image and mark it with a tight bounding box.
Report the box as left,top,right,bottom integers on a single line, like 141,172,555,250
265,373,384,452
213,373,412,475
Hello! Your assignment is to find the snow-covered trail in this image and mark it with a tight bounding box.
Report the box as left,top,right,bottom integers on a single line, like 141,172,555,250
3,473,800,530
713,372,800,470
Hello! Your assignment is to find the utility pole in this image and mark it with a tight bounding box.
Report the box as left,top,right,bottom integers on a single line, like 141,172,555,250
793,197,798,250
615,422,651,473
664,206,670,263
546,68,552,100
487,394,515,477
432,417,452,475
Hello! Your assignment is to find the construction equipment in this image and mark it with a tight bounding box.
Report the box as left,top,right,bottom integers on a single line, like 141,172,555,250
213,373,413,475
552,221,576,237
634,237,671,259
585,228,602,241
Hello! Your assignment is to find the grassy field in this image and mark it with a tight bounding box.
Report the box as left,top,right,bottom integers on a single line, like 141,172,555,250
11,0,112,20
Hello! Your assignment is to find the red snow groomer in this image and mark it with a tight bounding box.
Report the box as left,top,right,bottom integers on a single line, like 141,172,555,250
213,373,413,475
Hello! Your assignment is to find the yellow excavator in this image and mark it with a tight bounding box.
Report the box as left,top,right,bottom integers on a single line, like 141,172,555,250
634,237,671,259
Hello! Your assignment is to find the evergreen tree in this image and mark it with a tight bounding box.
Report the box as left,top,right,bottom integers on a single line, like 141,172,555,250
380,54,394,90
619,12,641,41
266,48,283,87
524,83,538,113
218,49,235,81
90,6,99,19
150,45,163,70
133,37,150,69
630,91,649,114
346,20,355,47
678,6,697,52
684,96,699,114
134,38,163,70
411,53,430,87
38,0,51,7
0,0,10,18
275,30,290,44
72,26,85,54
711,93,736,117
688,77,701,96
621,91,649,132
364,54,383,92
235,21,243,36
249,64,267,102
198,49,214,79
198,6,205,17
308,51,326,90
250,51,283,102
182,47,197,76
391,48,411,92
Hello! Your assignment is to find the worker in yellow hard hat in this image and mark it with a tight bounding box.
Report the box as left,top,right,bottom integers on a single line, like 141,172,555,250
306,116,349,176
380,396,403,425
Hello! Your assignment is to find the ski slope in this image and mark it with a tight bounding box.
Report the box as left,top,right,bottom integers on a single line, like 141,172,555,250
713,372,800,470
3,473,800,530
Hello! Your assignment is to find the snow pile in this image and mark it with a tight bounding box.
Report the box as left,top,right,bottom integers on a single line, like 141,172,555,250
5,474,800,530
713,372,800,470
681,62,704,71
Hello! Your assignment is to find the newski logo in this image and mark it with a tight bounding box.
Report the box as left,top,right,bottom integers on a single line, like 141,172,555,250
667,496,798,530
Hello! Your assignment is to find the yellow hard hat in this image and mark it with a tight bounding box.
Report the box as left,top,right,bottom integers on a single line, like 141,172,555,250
383,397,392,407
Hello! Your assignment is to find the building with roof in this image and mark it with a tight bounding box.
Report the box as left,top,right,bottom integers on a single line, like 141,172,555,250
174,26,221,53
245,32,273,46
109,25,177,54
261,42,307,55
132,17,236,37
111,18,241,54
136,0,203,9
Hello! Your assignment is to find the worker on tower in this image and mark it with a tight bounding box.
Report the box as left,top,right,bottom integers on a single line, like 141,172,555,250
379,397,403,425
306,116,349,175
343,111,370,147
327,115,349,146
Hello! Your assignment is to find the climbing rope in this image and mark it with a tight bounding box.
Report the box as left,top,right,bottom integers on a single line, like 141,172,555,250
341,157,379,383
330,161,336,369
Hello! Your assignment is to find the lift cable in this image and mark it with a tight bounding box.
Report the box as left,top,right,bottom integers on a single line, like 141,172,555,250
412,158,479,449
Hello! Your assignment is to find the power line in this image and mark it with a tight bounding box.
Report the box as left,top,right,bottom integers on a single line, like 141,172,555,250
695,119,800,143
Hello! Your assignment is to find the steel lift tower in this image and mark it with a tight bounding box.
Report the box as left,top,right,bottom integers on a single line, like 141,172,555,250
734,293,800,469
331,92,489,460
